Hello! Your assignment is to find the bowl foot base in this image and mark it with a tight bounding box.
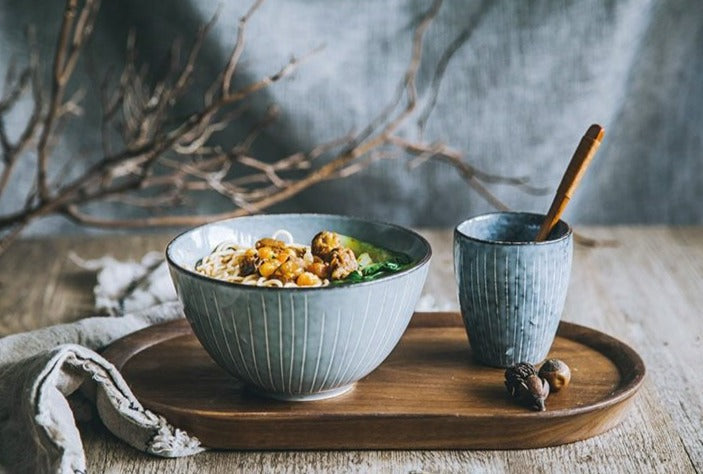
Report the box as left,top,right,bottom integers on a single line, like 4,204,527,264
248,383,355,402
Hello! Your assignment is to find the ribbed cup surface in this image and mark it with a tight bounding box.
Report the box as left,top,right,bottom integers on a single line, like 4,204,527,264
454,212,573,367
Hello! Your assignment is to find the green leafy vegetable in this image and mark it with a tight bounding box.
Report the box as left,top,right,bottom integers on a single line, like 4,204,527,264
332,234,413,284
337,235,403,265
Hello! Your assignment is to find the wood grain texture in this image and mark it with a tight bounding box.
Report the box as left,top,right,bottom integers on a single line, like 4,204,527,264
536,124,604,241
0,228,700,473
101,313,644,450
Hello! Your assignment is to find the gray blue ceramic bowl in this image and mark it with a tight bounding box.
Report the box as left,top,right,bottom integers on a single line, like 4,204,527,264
167,214,431,401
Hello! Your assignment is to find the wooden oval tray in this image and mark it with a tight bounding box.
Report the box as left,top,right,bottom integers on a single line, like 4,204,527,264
102,312,645,450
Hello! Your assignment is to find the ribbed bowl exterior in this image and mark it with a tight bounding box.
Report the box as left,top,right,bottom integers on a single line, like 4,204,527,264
454,212,573,367
166,214,431,398
170,264,427,396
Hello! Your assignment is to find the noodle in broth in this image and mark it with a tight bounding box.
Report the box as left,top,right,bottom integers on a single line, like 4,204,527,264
194,230,325,287
194,229,411,288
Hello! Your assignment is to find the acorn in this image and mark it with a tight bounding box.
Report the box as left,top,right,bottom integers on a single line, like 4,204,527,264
504,362,550,411
538,359,571,392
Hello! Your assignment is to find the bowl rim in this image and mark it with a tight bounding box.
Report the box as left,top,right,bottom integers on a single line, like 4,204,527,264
454,211,572,246
166,213,432,291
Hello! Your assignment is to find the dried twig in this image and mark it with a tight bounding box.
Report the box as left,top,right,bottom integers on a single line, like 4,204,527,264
0,0,550,255
416,0,493,136
36,0,100,201
0,27,42,202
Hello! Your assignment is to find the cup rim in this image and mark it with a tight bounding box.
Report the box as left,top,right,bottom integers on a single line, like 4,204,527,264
454,211,572,246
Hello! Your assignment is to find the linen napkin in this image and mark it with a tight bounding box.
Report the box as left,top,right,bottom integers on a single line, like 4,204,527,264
0,251,445,473
0,253,204,474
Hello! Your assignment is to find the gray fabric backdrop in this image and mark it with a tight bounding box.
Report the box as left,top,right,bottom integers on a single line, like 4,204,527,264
1,0,701,233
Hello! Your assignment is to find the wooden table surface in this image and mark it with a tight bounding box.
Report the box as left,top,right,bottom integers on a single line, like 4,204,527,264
0,227,701,473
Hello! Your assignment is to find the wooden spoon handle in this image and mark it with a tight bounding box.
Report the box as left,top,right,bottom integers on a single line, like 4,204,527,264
535,124,605,242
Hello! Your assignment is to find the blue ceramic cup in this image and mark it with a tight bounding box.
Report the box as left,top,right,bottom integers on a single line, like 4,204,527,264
454,212,573,367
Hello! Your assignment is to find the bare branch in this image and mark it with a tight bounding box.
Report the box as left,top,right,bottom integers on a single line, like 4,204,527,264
416,0,493,135
0,69,31,115
221,47,320,106
385,0,442,132
0,0,567,256
388,135,548,195
36,0,100,201
222,0,266,96
0,27,43,200
389,135,509,210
